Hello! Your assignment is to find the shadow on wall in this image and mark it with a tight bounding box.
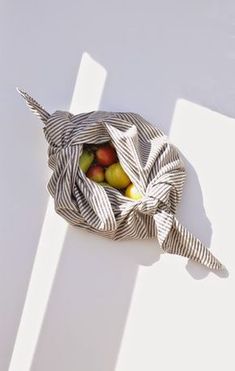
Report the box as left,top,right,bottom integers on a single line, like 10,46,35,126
3,0,235,370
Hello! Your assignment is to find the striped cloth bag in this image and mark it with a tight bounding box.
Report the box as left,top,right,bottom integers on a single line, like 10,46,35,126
18,89,224,270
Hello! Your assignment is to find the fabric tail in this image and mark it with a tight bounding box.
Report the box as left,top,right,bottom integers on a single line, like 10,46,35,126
16,88,50,125
162,217,224,270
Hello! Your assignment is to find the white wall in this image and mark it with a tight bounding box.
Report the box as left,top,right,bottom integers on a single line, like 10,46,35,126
1,1,235,370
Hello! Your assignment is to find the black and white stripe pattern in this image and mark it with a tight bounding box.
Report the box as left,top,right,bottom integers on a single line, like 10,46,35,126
18,89,224,270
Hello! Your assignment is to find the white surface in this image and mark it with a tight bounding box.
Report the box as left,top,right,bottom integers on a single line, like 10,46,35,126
1,1,235,371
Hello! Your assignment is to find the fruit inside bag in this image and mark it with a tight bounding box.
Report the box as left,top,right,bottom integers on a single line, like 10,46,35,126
79,142,142,200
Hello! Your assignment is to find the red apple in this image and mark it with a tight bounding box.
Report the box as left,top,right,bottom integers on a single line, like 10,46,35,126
86,164,105,183
95,144,117,166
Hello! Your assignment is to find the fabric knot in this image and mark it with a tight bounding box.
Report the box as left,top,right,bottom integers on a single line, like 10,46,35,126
137,195,159,215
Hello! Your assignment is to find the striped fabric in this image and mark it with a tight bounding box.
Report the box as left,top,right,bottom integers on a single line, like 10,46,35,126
18,89,224,270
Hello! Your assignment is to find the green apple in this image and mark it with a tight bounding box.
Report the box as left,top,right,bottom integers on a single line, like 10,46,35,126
79,150,94,173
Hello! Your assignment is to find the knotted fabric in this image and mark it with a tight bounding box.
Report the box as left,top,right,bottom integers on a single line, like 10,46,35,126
18,89,224,270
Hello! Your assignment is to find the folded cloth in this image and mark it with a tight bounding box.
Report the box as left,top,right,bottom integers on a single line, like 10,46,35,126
18,89,224,270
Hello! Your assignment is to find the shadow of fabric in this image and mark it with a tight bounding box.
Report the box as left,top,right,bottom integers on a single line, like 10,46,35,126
173,152,228,279
174,154,212,279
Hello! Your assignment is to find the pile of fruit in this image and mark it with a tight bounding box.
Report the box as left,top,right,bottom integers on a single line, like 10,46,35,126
79,142,142,200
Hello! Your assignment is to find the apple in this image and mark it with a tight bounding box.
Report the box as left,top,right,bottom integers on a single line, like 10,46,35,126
105,163,131,189
86,164,105,182
95,144,117,166
125,183,142,200
79,150,94,173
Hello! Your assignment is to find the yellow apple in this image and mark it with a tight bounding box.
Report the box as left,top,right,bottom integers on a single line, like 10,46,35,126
105,163,131,189
125,183,142,200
